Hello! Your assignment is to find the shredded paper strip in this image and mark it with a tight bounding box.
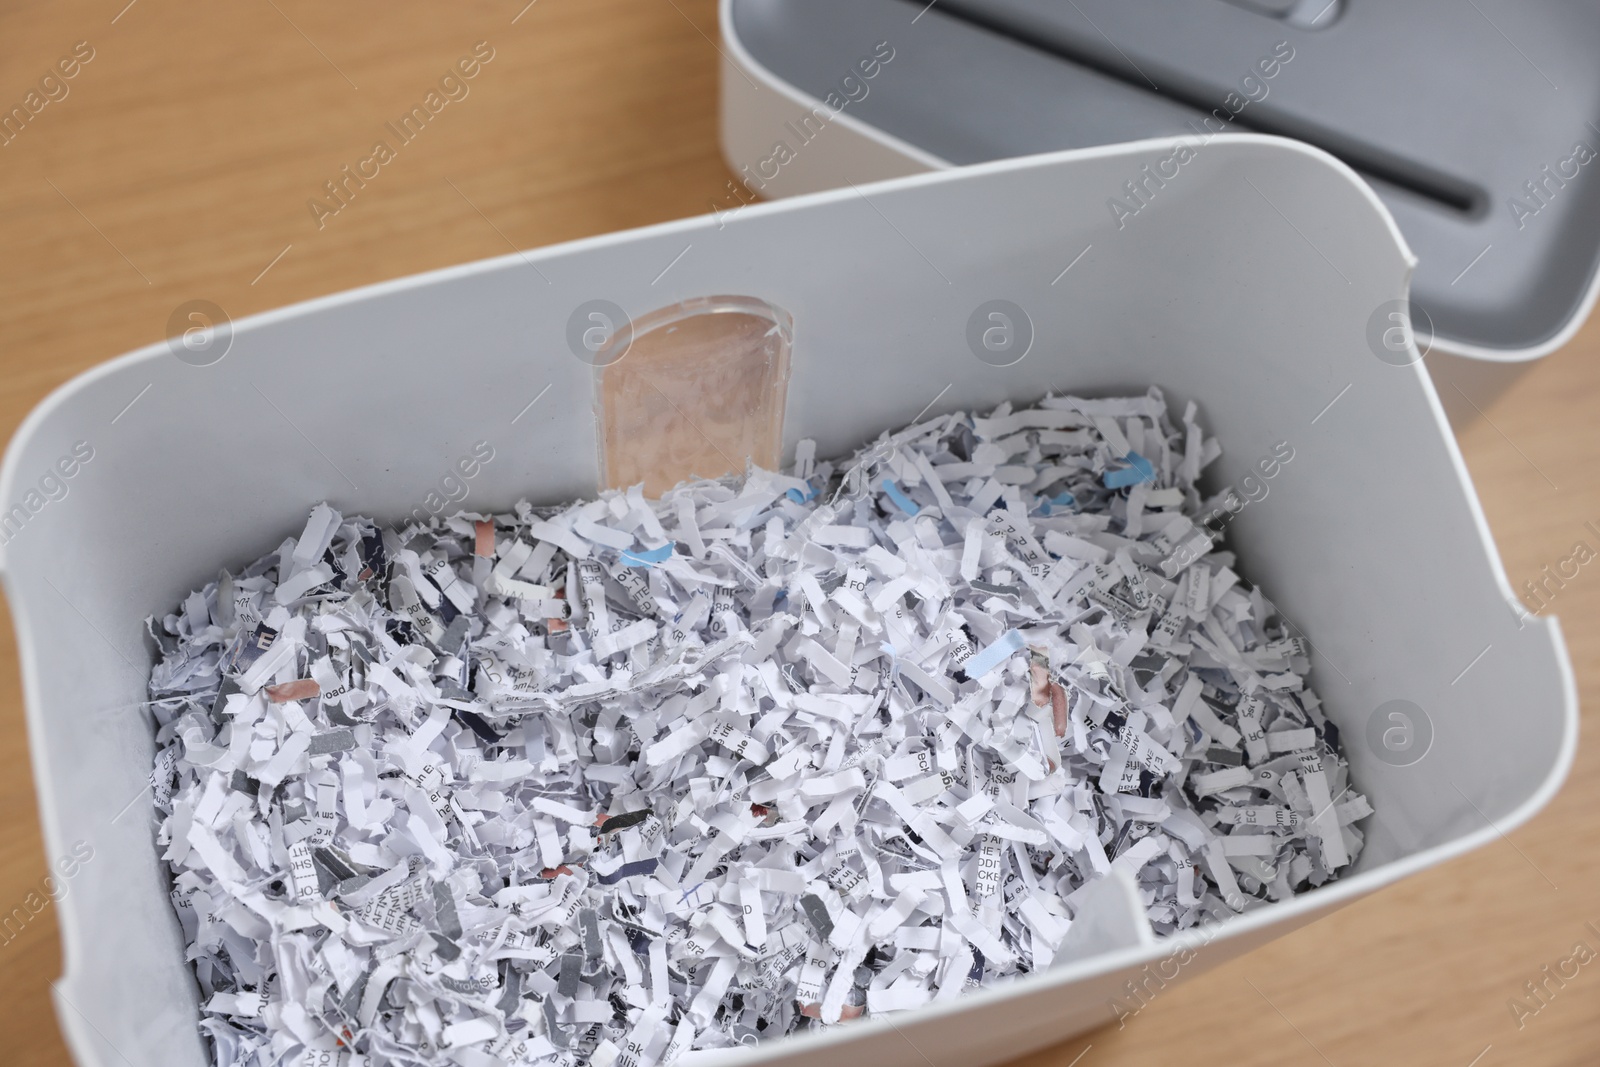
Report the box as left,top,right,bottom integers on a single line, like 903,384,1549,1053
142,390,1369,1067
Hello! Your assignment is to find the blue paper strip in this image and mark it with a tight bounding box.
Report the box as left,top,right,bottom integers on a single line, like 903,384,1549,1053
786,481,819,504
621,543,674,567
1102,451,1155,489
1043,491,1077,514
880,478,920,516
965,628,1025,679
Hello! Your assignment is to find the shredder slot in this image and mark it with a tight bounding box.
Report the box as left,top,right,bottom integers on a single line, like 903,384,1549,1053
728,0,1600,353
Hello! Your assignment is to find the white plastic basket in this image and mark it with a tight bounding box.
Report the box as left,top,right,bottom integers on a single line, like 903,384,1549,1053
1,136,1575,1067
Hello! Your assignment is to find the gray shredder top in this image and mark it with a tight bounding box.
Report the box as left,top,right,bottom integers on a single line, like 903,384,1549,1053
730,0,1600,357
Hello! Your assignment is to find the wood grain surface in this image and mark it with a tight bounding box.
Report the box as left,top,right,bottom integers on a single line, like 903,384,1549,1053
0,2,1595,1065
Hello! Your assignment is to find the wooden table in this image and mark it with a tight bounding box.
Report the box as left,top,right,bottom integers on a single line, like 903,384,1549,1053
0,2,1595,1064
